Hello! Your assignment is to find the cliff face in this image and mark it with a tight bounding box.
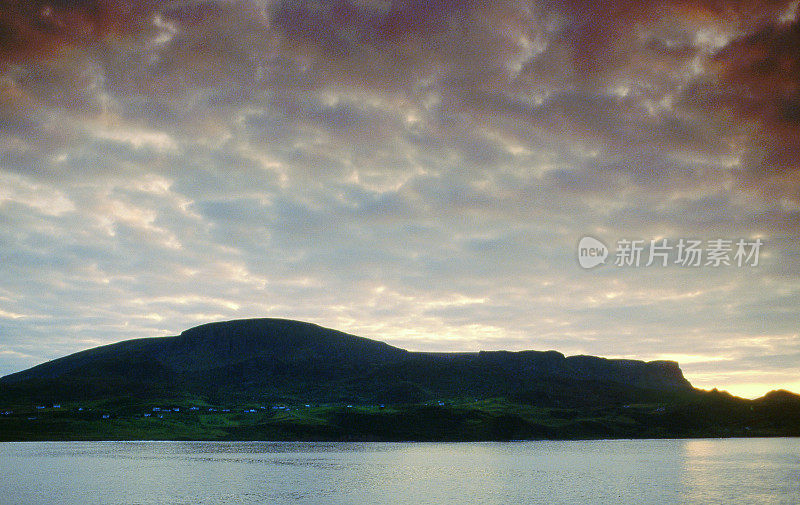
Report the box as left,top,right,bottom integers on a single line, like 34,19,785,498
437,350,691,391
562,355,691,390
0,318,694,404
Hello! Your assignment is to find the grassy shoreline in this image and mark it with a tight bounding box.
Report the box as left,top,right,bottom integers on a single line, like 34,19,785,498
3,396,798,442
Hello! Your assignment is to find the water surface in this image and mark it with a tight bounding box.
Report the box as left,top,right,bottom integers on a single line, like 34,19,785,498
1,438,798,504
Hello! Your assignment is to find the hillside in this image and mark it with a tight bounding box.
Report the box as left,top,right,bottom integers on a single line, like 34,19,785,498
0,318,797,441
0,318,690,404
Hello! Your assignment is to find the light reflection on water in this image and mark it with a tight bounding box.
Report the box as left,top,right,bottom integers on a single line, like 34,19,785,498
0,439,798,505
680,439,800,505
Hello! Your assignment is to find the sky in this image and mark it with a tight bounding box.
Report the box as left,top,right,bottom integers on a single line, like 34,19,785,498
0,0,798,398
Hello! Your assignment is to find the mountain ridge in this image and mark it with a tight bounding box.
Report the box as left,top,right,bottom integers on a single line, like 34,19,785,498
1,318,798,441
0,318,691,395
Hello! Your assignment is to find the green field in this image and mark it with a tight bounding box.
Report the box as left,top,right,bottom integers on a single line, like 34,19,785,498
2,390,798,442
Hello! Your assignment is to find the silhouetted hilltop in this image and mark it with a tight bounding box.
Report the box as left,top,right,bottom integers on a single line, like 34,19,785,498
0,318,691,404
1,319,798,441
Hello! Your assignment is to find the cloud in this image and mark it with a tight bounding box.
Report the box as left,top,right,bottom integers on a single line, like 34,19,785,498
0,0,798,397
0,0,158,62
706,18,800,203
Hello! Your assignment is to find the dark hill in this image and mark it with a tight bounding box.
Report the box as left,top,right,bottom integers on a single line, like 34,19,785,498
2,319,799,442
2,319,408,383
0,318,691,406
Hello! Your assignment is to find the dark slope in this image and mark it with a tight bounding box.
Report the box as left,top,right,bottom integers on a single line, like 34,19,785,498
3,319,408,383
2,319,799,441
0,318,690,405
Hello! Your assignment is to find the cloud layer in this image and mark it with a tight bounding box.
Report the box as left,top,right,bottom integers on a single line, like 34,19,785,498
0,0,798,397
